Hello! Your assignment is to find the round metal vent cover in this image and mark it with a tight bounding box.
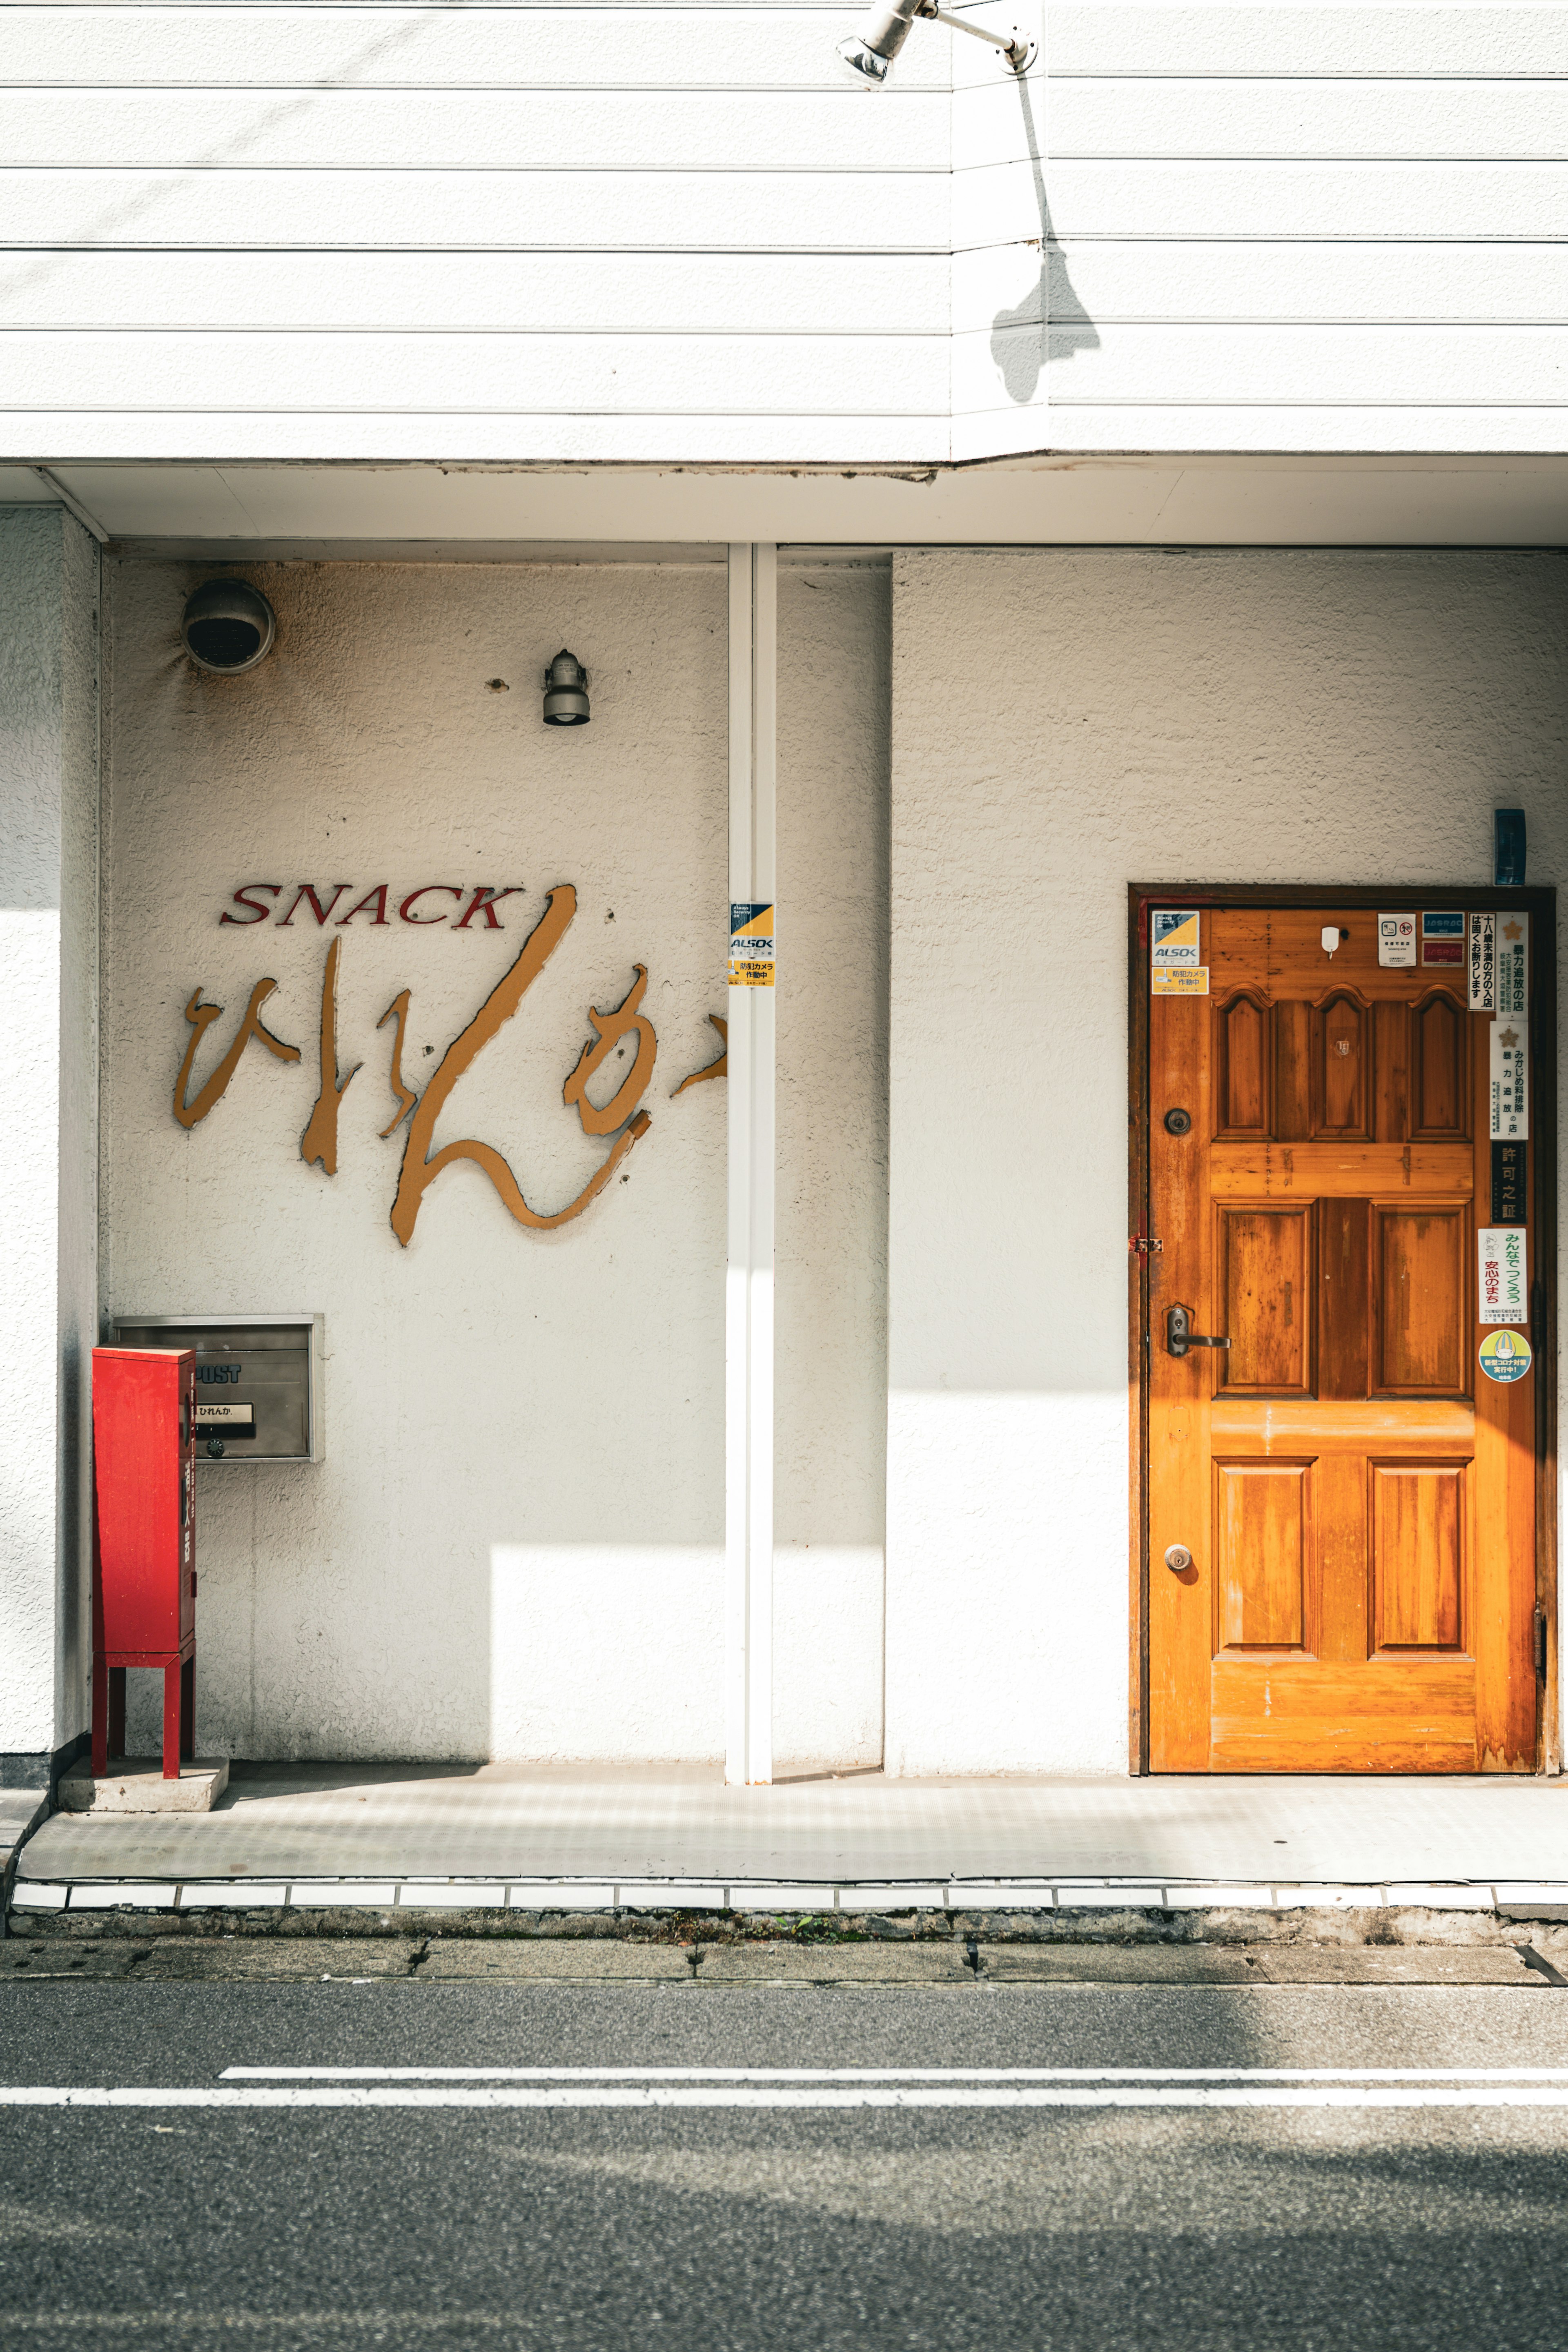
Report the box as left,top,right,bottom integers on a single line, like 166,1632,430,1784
181,579,276,675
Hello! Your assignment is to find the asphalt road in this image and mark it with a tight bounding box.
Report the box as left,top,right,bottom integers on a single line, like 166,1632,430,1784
6,1976,1568,2350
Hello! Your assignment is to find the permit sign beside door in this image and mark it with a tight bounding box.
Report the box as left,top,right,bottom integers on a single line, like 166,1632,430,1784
1146,898,1541,1775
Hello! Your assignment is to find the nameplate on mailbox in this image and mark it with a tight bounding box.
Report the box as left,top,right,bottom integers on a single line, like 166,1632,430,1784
194,1402,255,1432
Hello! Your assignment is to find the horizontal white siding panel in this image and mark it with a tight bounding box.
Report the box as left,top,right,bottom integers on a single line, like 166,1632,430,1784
0,250,949,335
0,5,950,90
0,169,949,251
955,322,1568,410
957,77,1568,168
17,240,1541,341
0,409,949,463
955,160,1568,243
0,89,948,172
951,239,1568,330
950,400,1568,456
1048,7,1568,80
0,328,949,413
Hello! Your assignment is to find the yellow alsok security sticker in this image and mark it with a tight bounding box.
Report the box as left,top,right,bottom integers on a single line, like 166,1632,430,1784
1151,909,1206,994
1479,1329,1533,1385
728,902,775,988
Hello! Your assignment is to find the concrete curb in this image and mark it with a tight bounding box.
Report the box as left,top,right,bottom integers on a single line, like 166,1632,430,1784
1,1933,1562,1987
11,1900,1568,1958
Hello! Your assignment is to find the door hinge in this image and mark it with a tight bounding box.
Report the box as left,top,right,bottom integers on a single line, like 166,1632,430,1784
1535,1608,1548,1682
1129,1236,1163,1256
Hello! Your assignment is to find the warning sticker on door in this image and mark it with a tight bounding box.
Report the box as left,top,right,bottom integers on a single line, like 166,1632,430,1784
1479,1330,1533,1384
1477,1225,1528,1326
1468,912,1496,1009
1150,910,1201,969
1379,913,1417,968
1152,967,1209,997
1421,910,1465,965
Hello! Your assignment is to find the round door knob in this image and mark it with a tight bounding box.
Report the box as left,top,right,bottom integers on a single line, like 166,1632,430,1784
1164,1544,1193,1573
1164,1108,1192,1137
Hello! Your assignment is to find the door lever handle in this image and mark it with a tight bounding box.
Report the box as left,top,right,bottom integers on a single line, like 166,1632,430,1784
1166,1305,1231,1359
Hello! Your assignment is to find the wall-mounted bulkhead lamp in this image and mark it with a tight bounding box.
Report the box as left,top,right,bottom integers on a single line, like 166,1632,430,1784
543,648,590,726
181,578,276,675
837,0,1033,85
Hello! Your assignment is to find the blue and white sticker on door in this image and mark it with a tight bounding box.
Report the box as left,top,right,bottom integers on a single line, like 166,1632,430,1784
1421,910,1465,966
1151,909,1208,995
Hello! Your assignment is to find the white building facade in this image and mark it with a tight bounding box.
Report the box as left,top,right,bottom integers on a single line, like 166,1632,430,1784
2,2,1564,1786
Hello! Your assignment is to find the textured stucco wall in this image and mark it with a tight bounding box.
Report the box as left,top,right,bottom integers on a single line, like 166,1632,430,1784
0,503,98,1766
103,556,888,1765
887,548,1568,1775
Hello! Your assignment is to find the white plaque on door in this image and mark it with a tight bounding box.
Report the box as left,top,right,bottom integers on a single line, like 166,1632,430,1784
1490,1023,1528,1140
1477,1226,1528,1325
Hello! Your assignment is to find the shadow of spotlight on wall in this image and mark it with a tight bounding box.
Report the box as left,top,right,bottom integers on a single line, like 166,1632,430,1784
991,72,1099,404
991,248,1101,402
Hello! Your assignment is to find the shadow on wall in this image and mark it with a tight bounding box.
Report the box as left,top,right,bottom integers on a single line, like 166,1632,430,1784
990,72,1099,403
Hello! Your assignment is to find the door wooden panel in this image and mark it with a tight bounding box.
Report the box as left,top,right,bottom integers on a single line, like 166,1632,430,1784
1214,992,1271,1137
1411,989,1468,1141
1372,1462,1464,1653
1215,1460,1308,1651
1218,1206,1314,1394
1318,1198,1370,1399
1274,999,1312,1140
1372,1206,1467,1394
1210,1659,1478,1772
1148,898,1541,1774
1312,992,1370,1140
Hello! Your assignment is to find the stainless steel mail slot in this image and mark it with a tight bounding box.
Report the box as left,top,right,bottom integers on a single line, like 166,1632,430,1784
109,1314,323,1463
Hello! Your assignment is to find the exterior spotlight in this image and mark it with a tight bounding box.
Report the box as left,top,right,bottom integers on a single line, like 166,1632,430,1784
542,648,590,726
180,578,276,674
837,0,1033,84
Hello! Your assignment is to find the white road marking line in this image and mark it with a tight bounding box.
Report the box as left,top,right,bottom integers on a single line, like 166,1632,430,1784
8,2085,1568,2111
221,2065,1568,2084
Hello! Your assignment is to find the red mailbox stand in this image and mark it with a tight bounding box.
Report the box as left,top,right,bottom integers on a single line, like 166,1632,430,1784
91,1347,197,1779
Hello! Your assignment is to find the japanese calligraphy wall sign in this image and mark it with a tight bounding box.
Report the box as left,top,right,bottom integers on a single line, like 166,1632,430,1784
174,877,729,1247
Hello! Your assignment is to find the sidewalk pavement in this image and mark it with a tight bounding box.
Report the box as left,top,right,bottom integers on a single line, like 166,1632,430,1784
13,1763,1568,1919
1,1788,47,1900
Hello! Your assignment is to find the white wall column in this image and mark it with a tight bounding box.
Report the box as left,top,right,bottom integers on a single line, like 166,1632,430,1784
725,543,777,1785
0,504,99,1785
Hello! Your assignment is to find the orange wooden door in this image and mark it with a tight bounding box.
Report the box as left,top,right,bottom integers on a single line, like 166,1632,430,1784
1148,905,1540,1773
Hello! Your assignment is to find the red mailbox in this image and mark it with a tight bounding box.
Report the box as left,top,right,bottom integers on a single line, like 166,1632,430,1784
91,1347,197,1779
